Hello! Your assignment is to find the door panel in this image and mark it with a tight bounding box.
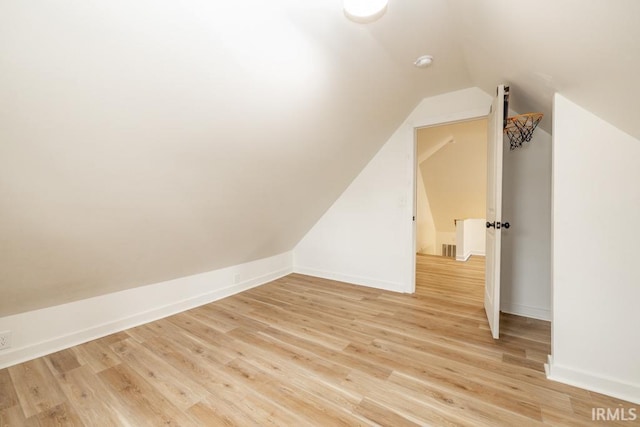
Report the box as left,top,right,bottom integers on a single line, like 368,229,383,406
484,85,508,339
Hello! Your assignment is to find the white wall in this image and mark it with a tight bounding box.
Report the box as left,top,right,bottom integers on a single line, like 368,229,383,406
418,119,487,234
456,218,486,261
466,219,486,256
294,87,492,292
547,94,640,404
500,124,552,321
416,168,437,255
1,0,458,318
0,252,292,369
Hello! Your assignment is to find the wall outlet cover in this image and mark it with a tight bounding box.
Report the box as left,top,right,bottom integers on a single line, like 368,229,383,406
0,331,11,350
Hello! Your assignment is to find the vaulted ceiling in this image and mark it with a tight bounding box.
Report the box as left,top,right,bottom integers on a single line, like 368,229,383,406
1,0,638,315
450,0,640,138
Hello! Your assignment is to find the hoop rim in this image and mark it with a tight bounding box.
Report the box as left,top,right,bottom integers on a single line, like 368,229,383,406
503,112,544,149
505,112,544,123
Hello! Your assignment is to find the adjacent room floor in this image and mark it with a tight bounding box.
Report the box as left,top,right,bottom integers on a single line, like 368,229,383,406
1,255,637,426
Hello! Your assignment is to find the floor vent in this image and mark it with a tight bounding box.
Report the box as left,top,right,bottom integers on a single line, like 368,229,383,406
442,244,456,258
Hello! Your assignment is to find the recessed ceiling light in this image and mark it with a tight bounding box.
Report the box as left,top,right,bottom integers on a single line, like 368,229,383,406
343,0,388,23
414,55,434,68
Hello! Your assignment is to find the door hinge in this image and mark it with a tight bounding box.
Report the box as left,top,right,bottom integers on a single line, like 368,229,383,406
412,216,415,221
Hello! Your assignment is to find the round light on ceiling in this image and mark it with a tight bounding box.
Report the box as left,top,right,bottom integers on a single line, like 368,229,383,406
414,55,434,68
343,0,388,23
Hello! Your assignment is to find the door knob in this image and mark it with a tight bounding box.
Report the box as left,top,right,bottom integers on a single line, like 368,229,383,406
486,221,510,229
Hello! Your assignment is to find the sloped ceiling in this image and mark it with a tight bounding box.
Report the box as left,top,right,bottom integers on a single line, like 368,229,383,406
1,0,638,316
0,0,471,315
418,120,487,233
450,0,640,139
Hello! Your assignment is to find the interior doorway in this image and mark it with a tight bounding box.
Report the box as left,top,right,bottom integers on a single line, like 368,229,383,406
414,118,488,262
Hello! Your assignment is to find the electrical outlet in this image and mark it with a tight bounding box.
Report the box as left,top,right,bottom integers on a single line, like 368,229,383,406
0,331,11,351
233,273,241,285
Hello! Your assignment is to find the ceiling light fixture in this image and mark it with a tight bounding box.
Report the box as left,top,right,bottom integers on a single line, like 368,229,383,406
414,55,433,68
343,0,388,23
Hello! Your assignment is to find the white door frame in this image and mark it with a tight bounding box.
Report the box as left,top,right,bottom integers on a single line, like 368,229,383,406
410,112,489,294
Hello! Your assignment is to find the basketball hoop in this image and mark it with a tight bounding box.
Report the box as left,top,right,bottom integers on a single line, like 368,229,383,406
504,113,543,150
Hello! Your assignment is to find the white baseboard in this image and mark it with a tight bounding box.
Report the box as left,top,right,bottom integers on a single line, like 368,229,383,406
456,251,484,262
546,356,640,405
293,266,408,293
0,252,293,369
501,302,551,321
456,252,471,262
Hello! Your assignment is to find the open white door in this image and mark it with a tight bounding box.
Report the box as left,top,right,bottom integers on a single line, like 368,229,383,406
484,85,508,339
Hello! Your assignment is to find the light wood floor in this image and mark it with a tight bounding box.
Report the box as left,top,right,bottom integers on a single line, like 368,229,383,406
1,255,638,426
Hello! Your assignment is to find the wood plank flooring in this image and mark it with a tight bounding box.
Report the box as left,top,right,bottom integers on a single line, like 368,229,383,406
1,255,638,426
